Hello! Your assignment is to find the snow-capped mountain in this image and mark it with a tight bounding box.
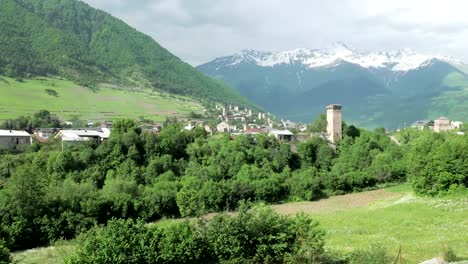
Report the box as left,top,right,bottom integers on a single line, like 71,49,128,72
197,43,468,129
216,42,461,72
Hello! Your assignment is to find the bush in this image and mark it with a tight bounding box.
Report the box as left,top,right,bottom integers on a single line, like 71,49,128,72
287,168,325,201
45,88,58,97
67,205,327,264
348,243,392,264
66,219,152,264
0,239,11,264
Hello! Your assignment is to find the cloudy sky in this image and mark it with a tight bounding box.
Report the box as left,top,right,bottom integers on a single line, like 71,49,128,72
82,0,468,66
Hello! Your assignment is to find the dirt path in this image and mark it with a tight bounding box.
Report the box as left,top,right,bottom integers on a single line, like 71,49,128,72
271,189,403,215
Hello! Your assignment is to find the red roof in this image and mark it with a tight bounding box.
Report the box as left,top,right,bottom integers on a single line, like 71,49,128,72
244,128,265,134
33,133,47,144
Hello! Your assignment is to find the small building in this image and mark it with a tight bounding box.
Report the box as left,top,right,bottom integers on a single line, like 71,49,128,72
216,121,236,133
411,120,434,130
434,117,450,132
56,128,110,149
451,121,463,130
0,130,32,150
269,129,294,141
204,125,213,134
33,128,59,143
244,128,265,136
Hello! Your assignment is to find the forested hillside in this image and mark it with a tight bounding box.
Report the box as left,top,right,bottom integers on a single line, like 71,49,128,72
0,0,251,106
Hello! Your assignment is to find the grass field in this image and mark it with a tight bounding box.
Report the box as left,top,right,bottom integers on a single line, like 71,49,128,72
272,185,468,263
12,185,468,264
0,76,203,122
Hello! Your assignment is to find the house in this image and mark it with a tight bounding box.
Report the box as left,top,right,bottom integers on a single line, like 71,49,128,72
268,129,294,141
244,128,265,135
0,130,32,150
55,128,110,149
434,117,450,132
216,121,236,133
411,120,434,130
451,121,463,130
204,125,213,134
33,128,59,143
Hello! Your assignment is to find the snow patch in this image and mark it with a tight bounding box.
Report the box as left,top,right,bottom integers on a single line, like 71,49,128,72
223,43,462,72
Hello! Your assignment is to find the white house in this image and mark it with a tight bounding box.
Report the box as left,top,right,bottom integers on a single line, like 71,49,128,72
0,130,32,150
451,121,463,130
216,121,236,133
55,128,110,149
268,129,294,141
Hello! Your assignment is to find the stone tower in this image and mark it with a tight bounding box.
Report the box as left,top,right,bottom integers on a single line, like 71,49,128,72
434,117,450,132
326,104,342,143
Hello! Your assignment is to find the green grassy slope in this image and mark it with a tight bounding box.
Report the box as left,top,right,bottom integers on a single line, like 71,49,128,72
430,72,468,121
0,0,252,106
314,194,468,263
0,76,203,122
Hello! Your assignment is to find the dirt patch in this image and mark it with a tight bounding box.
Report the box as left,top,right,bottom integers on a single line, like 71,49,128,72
272,189,402,215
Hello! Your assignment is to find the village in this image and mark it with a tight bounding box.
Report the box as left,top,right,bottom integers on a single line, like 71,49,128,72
0,104,464,151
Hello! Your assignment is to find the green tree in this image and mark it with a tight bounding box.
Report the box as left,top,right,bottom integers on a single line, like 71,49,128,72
308,114,327,133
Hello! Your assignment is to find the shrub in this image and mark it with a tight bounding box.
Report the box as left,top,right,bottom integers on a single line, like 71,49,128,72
287,168,325,201
66,219,152,264
67,205,327,264
0,239,11,264
348,243,392,264
45,88,58,97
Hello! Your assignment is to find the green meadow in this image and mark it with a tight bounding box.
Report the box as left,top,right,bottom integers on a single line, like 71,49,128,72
313,189,468,263
0,76,203,122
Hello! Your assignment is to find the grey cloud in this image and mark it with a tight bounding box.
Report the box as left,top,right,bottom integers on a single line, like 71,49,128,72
81,0,468,65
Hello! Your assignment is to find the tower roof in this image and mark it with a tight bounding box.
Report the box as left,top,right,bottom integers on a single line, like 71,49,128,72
326,104,342,110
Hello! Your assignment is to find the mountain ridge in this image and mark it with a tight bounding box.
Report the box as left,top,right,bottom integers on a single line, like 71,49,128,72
198,43,468,128
210,43,464,72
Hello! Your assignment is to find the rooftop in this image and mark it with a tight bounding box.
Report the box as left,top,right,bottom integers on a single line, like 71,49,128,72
0,130,31,137
269,129,294,136
326,104,342,110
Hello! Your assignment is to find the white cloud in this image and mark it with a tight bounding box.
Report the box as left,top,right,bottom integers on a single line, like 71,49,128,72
82,0,468,65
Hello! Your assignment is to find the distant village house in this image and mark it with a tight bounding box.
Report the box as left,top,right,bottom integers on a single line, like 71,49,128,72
268,129,294,141
0,130,32,150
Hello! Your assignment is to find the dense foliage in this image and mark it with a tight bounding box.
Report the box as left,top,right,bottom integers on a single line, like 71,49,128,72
67,205,330,264
397,129,468,195
0,117,400,252
0,238,11,264
0,0,251,106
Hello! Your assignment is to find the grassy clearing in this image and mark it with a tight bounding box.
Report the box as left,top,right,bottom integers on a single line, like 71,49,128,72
12,185,468,264
271,185,468,263
12,241,74,264
0,76,203,122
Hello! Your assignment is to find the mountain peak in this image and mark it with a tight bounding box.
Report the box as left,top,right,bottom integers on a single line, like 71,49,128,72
216,44,462,72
